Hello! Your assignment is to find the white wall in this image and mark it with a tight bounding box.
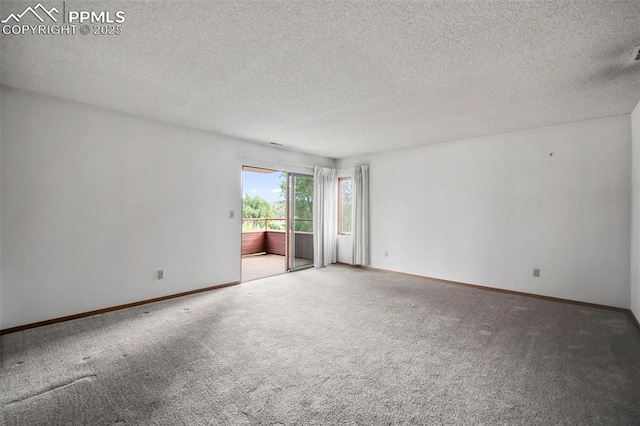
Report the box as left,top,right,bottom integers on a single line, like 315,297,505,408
336,235,353,264
339,116,632,308
0,87,334,329
631,102,640,319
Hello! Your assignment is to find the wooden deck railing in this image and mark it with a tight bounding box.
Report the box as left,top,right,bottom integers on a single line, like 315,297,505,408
241,218,313,257
242,218,312,231
242,217,287,231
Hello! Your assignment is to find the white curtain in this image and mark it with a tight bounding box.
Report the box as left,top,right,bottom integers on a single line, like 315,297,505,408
352,165,370,266
313,166,337,268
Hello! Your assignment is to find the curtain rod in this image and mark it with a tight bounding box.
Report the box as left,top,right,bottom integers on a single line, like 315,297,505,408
238,154,315,170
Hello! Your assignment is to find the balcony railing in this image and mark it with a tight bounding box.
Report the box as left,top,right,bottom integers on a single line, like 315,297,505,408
242,217,287,231
241,217,313,258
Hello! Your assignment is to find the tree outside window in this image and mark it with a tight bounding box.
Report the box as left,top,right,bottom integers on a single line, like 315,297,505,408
338,177,352,234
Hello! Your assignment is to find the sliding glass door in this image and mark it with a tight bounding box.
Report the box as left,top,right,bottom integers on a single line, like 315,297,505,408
288,173,314,271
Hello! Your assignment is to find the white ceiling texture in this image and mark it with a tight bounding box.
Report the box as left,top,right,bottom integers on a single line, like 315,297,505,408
2,1,640,158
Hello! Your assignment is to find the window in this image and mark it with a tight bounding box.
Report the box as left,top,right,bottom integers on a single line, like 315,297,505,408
338,177,352,235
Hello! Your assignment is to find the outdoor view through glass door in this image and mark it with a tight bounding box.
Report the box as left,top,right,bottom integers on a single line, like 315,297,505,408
241,166,314,282
289,173,314,271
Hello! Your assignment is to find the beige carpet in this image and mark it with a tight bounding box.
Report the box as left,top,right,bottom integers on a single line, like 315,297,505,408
2,265,640,425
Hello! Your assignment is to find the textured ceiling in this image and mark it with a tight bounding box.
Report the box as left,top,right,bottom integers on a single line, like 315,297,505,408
2,1,640,158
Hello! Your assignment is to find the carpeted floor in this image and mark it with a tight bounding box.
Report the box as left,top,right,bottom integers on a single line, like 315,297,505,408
2,265,640,425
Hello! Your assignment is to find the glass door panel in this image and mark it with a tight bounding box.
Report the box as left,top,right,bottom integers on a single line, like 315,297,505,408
289,173,314,271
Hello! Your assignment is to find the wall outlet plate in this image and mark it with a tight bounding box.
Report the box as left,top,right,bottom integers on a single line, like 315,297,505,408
158,270,164,280
533,268,540,277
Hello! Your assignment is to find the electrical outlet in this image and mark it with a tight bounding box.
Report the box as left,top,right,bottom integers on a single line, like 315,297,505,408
384,250,389,257
533,268,540,278
229,210,235,218
158,270,164,280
